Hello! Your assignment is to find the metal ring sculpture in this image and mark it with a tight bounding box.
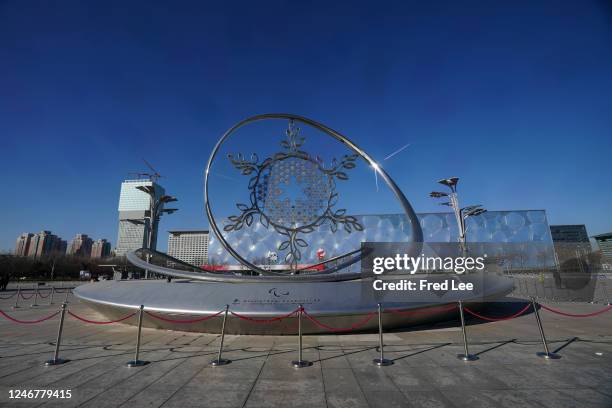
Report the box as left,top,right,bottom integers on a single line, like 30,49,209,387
205,113,424,279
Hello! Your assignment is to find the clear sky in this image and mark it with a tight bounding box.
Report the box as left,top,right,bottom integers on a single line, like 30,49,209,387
1,0,611,252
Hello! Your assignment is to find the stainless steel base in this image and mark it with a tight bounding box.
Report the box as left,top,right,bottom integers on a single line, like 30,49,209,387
373,358,393,366
45,358,69,366
457,354,479,361
536,352,561,360
126,360,150,367
291,360,313,368
210,358,231,366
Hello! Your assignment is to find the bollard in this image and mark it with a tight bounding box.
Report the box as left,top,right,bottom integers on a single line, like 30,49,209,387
45,302,69,366
210,305,231,366
31,289,39,307
49,287,55,305
531,297,560,359
373,303,393,366
63,289,70,304
457,300,478,361
127,305,149,367
291,305,312,368
12,286,21,309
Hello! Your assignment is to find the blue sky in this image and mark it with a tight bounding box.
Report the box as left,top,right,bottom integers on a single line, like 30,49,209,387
1,1,611,252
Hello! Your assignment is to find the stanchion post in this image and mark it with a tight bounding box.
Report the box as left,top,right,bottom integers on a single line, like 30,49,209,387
210,305,231,366
45,302,69,366
292,305,312,368
127,305,149,367
373,303,393,366
12,286,21,309
531,297,560,359
63,289,70,304
457,300,478,361
49,287,55,305
31,289,39,307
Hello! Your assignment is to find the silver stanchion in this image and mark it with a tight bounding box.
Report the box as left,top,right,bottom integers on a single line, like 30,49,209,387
45,302,69,366
457,300,478,361
63,289,70,304
49,287,55,305
373,303,393,366
531,297,560,359
12,286,21,309
292,305,312,368
127,305,149,367
210,305,231,366
31,289,39,307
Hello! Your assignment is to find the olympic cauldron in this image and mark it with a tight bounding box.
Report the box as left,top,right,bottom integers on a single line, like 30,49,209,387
74,114,514,334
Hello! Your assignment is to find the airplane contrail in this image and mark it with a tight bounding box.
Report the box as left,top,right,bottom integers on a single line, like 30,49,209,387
384,143,411,161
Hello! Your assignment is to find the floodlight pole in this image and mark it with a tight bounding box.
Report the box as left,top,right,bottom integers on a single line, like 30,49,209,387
429,178,486,257
135,185,178,279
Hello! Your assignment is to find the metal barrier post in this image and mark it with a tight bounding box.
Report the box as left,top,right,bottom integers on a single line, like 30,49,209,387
457,300,478,361
63,289,70,304
292,305,312,368
49,287,55,305
31,289,39,307
373,303,393,366
531,297,560,359
127,305,149,367
45,302,69,366
12,286,21,309
210,305,231,366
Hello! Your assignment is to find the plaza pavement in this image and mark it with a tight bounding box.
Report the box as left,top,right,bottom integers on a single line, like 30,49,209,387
0,288,611,407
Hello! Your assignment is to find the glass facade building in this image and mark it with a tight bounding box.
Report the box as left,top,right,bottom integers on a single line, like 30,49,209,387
115,180,165,256
208,210,556,268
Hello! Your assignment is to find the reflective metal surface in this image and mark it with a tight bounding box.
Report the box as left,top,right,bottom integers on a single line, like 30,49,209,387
74,274,513,335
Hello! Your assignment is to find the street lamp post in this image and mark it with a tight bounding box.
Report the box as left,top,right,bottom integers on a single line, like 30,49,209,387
430,177,486,255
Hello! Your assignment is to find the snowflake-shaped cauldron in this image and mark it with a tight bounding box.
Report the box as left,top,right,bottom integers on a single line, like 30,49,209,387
224,120,363,268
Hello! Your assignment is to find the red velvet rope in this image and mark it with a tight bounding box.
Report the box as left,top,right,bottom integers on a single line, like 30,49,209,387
539,304,612,318
386,303,458,315
67,310,137,324
145,310,224,324
19,291,36,300
229,308,300,324
37,290,52,299
302,309,376,332
463,304,532,321
0,292,17,300
0,310,60,324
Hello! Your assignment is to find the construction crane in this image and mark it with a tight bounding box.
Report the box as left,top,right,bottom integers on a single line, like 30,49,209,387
128,159,163,182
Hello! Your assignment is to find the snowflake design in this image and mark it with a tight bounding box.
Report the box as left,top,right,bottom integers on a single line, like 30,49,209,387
225,120,363,269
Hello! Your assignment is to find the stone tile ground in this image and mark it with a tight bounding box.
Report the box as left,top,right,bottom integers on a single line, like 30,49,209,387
0,290,611,407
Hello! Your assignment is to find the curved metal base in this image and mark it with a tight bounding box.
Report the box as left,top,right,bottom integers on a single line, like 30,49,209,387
536,352,561,360
457,354,479,361
73,277,513,335
291,360,313,368
45,358,69,366
209,358,231,366
126,360,150,367
373,358,393,366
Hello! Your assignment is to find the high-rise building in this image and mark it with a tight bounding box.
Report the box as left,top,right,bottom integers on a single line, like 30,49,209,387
91,239,112,259
25,231,65,258
550,225,590,243
167,230,209,266
593,232,612,262
15,233,34,256
115,179,165,256
68,234,93,257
